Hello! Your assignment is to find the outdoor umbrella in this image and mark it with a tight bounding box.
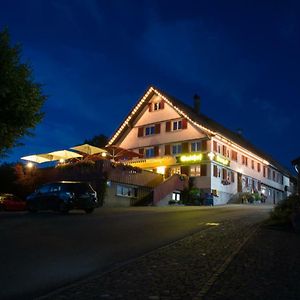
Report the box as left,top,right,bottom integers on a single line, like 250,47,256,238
71,144,107,155
48,150,83,160
21,154,52,163
105,145,143,161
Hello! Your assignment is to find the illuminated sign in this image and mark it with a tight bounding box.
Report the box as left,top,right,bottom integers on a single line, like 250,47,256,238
215,155,230,166
178,153,203,163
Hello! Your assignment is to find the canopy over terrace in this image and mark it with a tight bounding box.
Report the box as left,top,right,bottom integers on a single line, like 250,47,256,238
71,144,107,156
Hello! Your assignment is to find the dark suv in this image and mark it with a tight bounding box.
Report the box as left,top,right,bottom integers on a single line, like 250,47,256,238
26,181,98,214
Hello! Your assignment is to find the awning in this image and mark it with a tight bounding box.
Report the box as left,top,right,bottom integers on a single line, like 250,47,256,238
71,144,107,155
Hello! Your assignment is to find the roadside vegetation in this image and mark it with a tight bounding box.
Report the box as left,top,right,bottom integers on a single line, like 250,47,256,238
269,195,300,229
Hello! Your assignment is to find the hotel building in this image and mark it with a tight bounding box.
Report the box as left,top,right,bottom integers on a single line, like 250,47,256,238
107,86,292,205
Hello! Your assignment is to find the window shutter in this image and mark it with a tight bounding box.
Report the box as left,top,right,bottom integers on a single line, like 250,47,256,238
165,144,171,155
139,148,144,155
155,123,161,134
182,118,188,129
182,142,189,153
138,127,144,137
166,121,171,132
222,145,226,156
200,164,207,176
148,103,152,112
231,172,235,182
201,140,207,151
154,146,159,157
160,100,165,109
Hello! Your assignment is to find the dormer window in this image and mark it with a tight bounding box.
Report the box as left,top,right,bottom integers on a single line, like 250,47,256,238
173,120,182,131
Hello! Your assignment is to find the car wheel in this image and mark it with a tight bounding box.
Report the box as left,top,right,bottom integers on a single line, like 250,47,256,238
84,208,94,214
59,202,69,214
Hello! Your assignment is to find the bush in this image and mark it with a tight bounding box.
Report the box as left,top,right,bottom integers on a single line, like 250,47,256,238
270,195,300,225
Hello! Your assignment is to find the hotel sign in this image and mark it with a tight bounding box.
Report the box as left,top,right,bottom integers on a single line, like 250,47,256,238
177,153,203,164
215,155,230,166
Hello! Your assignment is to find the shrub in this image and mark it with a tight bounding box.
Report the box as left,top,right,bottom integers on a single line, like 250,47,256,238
270,195,300,225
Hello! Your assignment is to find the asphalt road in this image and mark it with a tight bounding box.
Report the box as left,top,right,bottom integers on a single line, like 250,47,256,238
0,205,271,300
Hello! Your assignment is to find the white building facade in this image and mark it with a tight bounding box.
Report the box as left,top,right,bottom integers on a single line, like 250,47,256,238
108,87,292,205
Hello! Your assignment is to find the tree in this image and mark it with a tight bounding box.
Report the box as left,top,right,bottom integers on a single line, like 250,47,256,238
0,28,46,156
84,134,108,148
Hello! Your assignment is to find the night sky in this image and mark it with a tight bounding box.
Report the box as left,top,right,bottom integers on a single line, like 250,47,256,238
0,0,299,172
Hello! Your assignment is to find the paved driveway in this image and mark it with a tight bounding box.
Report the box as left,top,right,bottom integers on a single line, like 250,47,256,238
0,205,271,299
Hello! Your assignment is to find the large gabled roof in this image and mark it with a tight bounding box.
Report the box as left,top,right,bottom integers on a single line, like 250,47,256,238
108,86,292,176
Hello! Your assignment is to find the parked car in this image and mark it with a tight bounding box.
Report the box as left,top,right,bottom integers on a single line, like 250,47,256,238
0,194,27,211
26,181,98,214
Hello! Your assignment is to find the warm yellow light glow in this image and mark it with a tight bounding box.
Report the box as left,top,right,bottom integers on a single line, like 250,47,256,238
59,159,65,163
215,155,230,166
27,162,34,168
180,153,203,163
208,152,215,161
101,152,107,157
206,222,220,226
156,166,166,174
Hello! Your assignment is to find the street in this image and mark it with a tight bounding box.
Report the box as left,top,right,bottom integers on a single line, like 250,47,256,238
0,205,271,300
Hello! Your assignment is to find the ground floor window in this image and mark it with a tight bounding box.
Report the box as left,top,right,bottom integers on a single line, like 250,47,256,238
170,166,181,175
190,165,201,177
172,192,181,202
117,185,137,198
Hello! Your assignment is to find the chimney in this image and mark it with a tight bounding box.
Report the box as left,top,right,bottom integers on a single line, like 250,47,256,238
193,94,201,114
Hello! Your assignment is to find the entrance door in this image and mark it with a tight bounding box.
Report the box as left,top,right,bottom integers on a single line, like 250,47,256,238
237,173,242,193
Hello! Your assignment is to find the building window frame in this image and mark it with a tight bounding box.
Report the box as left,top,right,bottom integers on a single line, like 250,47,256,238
145,147,155,158
145,125,155,136
171,143,182,155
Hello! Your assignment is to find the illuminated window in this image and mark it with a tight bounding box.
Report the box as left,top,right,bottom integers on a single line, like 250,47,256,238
172,144,182,155
117,185,137,198
145,126,155,136
170,166,181,175
145,147,155,158
172,120,182,131
191,141,201,152
190,165,201,177
172,192,181,202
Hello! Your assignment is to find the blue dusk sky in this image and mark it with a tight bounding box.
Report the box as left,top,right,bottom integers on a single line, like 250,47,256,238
0,0,299,171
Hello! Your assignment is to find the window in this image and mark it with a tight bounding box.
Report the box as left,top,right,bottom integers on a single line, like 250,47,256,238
263,166,266,177
190,165,201,177
172,120,182,131
222,168,227,180
213,141,218,152
145,147,155,158
242,155,248,166
145,125,155,136
213,165,218,177
191,141,201,152
153,101,164,111
257,163,261,173
231,150,238,161
267,168,271,179
117,185,137,197
231,171,235,183
172,192,181,202
251,160,255,170
172,144,182,155
222,145,227,156
170,166,181,175
273,170,276,181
